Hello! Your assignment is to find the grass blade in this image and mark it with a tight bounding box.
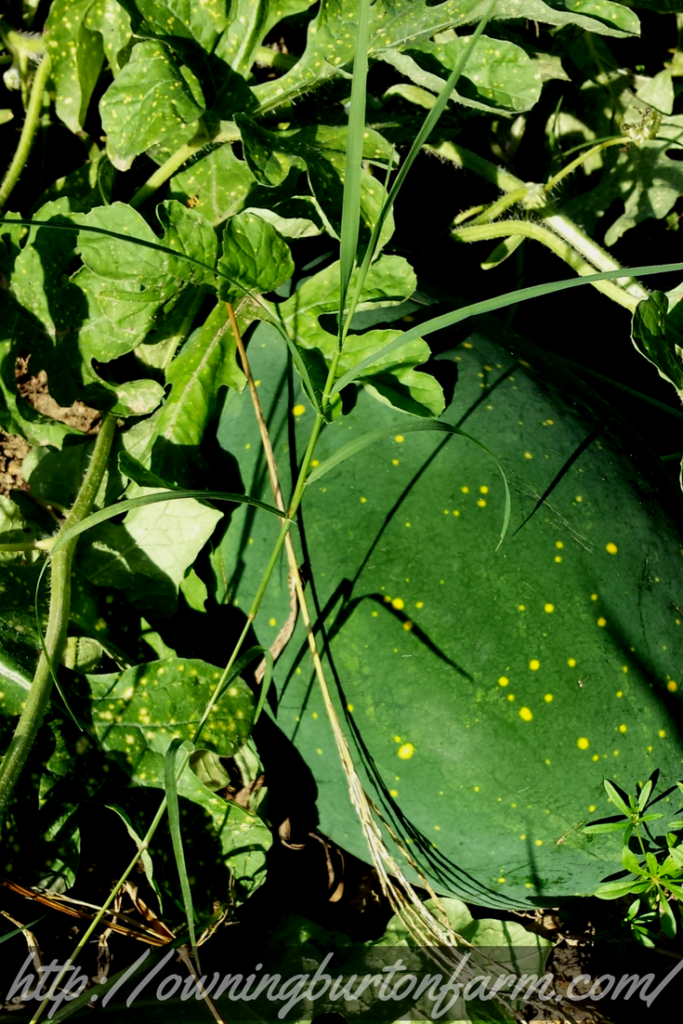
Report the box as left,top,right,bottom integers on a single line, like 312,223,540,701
307,420,511,548
338,0,372,343
164,738,200,970
49,489,289,557
342,0,498,338
333,259,683,396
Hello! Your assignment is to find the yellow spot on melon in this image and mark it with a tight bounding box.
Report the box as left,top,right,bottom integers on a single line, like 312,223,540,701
577,737,590,750
544,603,554,613
529,659,540,671
667,681,678,692
519,707,533,722
398,743,414,759
567,658,576,667
544,694,553,703
392,598,405,610
292,404,305,416
606,542,618,555
498,676,509,687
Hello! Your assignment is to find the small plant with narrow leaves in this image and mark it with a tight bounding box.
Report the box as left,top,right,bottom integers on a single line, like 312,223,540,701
585,776,683,944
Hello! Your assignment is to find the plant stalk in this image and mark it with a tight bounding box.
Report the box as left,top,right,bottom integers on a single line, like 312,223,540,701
428,140,649,300
0,51,51,210
129,121,240,210
0,414,116,821
451,220,639,311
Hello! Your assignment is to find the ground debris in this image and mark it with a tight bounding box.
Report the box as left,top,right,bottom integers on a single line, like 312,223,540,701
0,430,29,496
15,356,100,434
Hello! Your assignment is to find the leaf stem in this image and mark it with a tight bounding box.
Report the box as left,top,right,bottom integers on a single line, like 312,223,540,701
0,413,116,822
544,136,627,192
0,51,51,211
451,220,639,311
428,139,649,300
129,121,240,210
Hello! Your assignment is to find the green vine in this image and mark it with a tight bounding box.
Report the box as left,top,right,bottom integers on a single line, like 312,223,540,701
0,413,117,820
0,50,51,210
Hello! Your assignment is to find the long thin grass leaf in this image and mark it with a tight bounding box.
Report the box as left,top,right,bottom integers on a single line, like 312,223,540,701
512,426,602,536
0,215,232,289
0,915,45,942
191,646,269,745
342,0,498,337
338,0,372,341
164,739,200,970
333,259,683,395
307,420,511,547
254,650,274,724
48,489,288,558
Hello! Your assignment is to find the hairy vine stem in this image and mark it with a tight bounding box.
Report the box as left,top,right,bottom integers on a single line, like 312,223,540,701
0,413,116,821
428,139,650,301
0,50,51,210
451,219,639,311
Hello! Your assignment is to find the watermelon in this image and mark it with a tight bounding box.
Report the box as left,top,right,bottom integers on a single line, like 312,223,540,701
217,319,683,909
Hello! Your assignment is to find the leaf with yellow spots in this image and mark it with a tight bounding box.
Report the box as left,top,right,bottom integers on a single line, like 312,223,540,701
213,0,315,77
45,0,108,133
251,0,637,115
99,41,205,172
87,656,254,783
381,35,547,115
86,656,269,898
